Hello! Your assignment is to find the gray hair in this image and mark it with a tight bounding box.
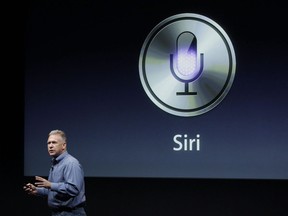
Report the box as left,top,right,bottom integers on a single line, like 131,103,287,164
48,129,67,143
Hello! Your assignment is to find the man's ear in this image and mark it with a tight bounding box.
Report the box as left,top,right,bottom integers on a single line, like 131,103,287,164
62,142,67,150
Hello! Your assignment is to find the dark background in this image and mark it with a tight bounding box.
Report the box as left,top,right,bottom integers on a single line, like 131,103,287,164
24,0,288,179
10,0,288,215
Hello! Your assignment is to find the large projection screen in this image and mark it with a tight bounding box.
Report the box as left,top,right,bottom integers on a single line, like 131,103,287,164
24,1,287,179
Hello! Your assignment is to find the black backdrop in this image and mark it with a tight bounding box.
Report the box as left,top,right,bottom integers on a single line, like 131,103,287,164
12,0,288,215
24,0,288,180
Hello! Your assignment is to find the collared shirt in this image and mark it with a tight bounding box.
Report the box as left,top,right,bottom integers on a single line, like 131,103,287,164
37,151,86,209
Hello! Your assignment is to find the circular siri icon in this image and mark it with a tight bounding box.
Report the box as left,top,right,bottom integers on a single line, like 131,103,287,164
139,13,236,117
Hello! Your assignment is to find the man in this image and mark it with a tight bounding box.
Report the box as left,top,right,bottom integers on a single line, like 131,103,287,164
24,129,87,216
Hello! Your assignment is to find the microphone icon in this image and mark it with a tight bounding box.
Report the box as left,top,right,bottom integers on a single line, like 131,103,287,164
170,31,204,95
139,13,236,116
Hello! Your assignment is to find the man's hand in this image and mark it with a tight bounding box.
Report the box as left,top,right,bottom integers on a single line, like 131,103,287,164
23,183,37,195
35,176,52,189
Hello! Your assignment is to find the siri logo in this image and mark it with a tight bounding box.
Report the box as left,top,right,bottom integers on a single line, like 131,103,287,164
139,13,236,117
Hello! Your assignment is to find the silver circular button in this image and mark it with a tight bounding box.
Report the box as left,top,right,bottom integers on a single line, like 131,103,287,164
139,13,236,117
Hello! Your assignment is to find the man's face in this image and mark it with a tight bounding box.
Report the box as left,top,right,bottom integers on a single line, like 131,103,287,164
47,134,66,157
